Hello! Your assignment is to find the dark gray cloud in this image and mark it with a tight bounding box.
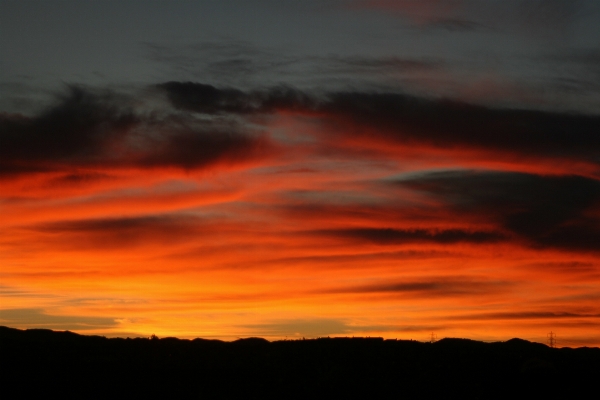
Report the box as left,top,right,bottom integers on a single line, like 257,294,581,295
564,49,600,72
0,85,273,177
144,41,303,88
36,215,200,233
451,311,600,321
541,49,600,106
321,91,600,163
263,250,452,268
424,18,482,32
397,170,600,251
314,55,443,77
144,39,443,91
515,0,586,38
49,172,114,185
323,277,510,297
0,86,137,174
30,215,206,249
521,261,598,274
6,81,600,220
144,40,265,70
322,228,505,245
157,81,316,115
0,308,117,330
136,119,272,170
158,82,600,165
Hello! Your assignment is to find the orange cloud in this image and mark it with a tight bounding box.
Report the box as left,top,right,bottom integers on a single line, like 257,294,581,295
1,83,599,346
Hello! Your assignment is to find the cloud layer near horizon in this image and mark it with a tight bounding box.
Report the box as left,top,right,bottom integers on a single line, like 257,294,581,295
1,82,599,345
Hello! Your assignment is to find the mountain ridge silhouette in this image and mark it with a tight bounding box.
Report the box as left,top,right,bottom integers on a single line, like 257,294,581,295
1,325,598,399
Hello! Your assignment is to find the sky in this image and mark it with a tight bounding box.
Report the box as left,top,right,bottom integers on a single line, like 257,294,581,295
1,0,599,346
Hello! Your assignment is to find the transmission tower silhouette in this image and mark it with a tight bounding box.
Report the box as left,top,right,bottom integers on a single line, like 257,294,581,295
429,332,437,343
547,331,556,348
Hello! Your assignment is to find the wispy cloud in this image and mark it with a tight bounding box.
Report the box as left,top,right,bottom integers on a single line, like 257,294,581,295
320,228,506,245
1,81,599,342
397,170,600,252
157,83,600,170
0,308,117,331
322,277,511,298
450,311,600,321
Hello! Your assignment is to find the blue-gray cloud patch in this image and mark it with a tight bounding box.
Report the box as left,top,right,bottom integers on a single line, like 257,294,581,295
0,285,58,299
242,318,441,337
0,308,117,331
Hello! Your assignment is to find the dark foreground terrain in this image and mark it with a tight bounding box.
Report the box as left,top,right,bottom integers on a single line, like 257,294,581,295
1,326,599,399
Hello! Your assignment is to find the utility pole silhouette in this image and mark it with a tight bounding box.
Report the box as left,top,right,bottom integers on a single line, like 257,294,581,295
429,333,437,343
547,331,556,348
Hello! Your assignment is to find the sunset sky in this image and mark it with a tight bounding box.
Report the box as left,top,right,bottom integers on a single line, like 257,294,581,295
1,0,599,346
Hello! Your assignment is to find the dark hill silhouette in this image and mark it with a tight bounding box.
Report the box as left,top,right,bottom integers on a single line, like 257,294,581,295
1,326,598,399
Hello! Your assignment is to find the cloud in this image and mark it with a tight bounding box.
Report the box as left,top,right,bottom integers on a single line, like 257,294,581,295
541,49,600,105
144,39,443,92
396,170,600,251
320,92,600,165
0,86,137,174
263,250,451,269
243,318,351,337
351,0,588,38
0,285,57,299
143,40,303,88
29,214,207,250
0,308,117,330
35,214,201,233
322,228,505,245
450,311,600,321
348,0,464,23
521,261,598,274
136,119,272,170
241,318,436,337
422,18,482,31
23,82,600,229
0,85,274,177
49,172,114,185
158,82,600,167
515,0,586,37
157,81,316,115
346,0,488,34
323,277,510,297
315,55,443,76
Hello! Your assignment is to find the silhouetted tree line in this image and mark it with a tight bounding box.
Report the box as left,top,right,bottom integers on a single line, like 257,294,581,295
1,326,598,399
